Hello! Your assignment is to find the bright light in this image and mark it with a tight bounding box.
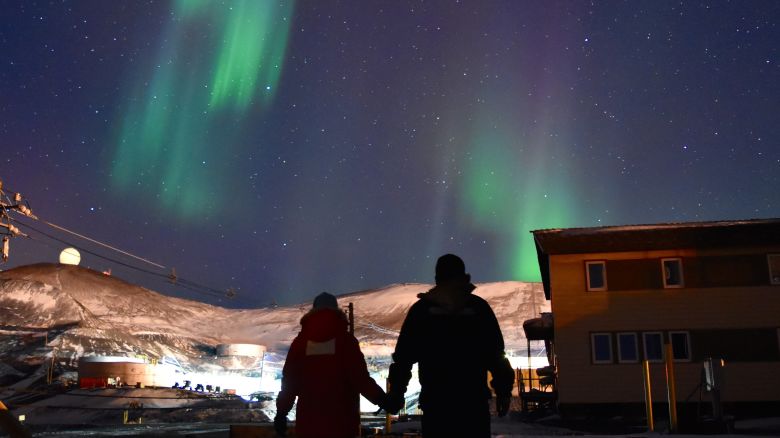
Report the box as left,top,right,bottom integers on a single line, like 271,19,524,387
59,247,81,265
507,354,549,370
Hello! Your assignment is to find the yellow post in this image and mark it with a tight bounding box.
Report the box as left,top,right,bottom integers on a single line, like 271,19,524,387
47,354,54,385
385,381,392,435
642,360,654,432
123,410,128,424
664,343,678,433
0,400,32,438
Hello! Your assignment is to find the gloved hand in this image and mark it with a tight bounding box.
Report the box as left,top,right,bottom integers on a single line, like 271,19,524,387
382,391,406,414
496,394,511,417
273,413,287,437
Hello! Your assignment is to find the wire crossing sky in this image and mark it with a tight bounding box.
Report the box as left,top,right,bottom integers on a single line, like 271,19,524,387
111,0,294,217
2,1,778,307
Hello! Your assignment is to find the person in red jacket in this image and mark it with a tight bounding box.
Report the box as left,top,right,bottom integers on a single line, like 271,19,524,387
274,292,386,438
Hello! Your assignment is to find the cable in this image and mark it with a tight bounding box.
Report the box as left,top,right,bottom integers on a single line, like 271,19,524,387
13,219,229,300
0,185,163,269
2,183,235,300
38,219,165,269
17,219,169,279
355,321,399,336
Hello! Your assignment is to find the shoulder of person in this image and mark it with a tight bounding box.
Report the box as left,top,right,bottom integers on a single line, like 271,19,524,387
338,331,360,346
401,298,432,323
467,293,499,315
284,335,307,359
410,295,432,310
466,292,490,307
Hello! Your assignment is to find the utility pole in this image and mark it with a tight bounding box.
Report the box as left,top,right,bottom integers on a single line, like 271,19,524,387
0,177,35,263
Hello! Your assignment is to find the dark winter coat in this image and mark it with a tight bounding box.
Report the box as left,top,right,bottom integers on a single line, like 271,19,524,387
389,282,514,415
276,307,384,438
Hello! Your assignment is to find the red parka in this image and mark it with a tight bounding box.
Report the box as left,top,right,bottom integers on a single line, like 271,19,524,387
276,308,385,438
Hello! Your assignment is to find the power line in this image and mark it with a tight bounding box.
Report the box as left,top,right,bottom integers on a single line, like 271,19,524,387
39,219,166,269
1,177,235,300
16,219,168,278
13,218,230,300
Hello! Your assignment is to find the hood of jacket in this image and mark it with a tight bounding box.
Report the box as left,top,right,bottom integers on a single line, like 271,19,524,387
417,281,477,313
299,307,348,342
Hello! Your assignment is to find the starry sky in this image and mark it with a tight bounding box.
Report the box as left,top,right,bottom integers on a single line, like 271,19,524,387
2,1,779,307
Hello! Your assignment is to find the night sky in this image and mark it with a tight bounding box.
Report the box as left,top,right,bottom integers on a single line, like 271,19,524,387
2,1,778,307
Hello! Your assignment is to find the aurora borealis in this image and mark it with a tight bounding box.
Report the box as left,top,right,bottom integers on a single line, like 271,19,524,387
2,1,779,307
112,0,294,215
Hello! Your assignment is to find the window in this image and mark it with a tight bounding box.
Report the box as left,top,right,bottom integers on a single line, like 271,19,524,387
643,332,664,362
591,333,613,364
617,333,639,363
769,254,780,285
586,261,607,291
662,258,684,288
670,331,691,362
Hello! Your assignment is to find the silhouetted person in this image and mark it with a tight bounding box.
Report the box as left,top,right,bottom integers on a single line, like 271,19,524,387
385,254,514,437
275,292,386,438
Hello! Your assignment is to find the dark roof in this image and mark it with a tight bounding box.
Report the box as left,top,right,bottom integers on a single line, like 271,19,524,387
522,312,554,340
532,218,780,299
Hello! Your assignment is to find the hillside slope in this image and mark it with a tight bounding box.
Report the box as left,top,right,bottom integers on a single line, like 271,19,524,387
0,264,548,365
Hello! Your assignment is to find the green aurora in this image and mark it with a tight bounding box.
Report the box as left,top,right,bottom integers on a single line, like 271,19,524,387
111,0,294,216
461,115,581,282
110,0,580,283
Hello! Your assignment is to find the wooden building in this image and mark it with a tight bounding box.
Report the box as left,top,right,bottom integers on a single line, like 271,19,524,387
530,219,780,418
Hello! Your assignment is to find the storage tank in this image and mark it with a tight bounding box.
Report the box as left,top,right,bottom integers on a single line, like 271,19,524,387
78,356,175,388
216,343,266,357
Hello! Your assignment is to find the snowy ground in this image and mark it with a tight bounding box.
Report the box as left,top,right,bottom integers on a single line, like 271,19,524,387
22,415,780,437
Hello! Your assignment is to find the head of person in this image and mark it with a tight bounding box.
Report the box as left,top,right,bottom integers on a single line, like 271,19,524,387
435,254,471,286
313,291,339,310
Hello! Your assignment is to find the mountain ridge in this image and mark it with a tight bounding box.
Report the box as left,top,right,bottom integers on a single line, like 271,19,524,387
1,263,549,366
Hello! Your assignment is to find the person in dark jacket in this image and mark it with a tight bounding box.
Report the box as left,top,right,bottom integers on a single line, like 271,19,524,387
385,254,514,437
275,292,386,438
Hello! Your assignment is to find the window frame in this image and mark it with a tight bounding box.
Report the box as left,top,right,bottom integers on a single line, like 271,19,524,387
591,332,613,364
768,254,780,285
617,332,639,363
669,330,692,362
585,260,608,291
642,331,665,363
662,257,685,288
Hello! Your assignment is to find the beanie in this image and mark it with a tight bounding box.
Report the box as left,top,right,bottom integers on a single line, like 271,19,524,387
313,292,339,309
435,254,467,282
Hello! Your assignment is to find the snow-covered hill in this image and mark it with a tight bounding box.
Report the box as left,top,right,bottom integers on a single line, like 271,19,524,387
0,263,548,371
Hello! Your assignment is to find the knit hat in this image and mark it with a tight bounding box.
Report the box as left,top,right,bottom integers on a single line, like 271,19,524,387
313,292,339,309
435,254,467,283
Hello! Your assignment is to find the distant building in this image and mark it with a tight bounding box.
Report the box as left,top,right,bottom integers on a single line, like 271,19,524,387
530,218,780,418
216,343,266,358
78,356,176,388
215,343,266,371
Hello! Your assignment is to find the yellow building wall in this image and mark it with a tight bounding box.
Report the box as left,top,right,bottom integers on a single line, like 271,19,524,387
550,247,780,405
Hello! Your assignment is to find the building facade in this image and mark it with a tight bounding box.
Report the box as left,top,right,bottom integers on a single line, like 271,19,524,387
531,219,780,417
